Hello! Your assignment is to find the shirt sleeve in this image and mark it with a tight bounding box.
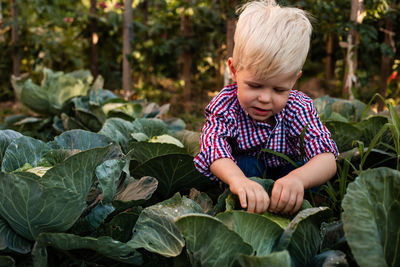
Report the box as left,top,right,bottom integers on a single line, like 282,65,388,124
288,93,339,161
194,109,237,179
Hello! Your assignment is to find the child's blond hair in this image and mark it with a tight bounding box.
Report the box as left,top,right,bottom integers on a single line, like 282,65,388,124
232,0,312,80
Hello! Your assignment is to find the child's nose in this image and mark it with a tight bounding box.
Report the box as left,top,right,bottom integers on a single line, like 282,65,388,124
258,90,271,103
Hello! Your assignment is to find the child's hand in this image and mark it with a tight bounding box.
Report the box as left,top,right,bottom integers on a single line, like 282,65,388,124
269,175,304,214
229,177,270,214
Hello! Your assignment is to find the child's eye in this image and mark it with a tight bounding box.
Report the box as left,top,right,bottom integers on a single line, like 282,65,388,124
248,84,261,88
274,88,287,93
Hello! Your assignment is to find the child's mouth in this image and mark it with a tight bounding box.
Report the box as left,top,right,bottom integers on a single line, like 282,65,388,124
253,107,271,116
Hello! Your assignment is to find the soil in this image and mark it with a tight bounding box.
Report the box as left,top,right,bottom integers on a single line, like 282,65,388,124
0,100,35,121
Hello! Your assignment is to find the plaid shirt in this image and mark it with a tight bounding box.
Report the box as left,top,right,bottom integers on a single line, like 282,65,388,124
194,84,339,179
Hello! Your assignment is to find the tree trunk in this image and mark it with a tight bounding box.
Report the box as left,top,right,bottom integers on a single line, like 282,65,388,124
224,0,236,85
378,6,396,111
325,32,333,83
122,0,133,100
138,0,148,89
342,0,365,100
10,0,20,78
90,0,99,79
0,0,5,43
215,47,224,89
226,4,236,58
179,1,192,107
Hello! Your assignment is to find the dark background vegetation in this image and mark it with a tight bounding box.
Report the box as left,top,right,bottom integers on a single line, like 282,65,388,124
0,0,399,129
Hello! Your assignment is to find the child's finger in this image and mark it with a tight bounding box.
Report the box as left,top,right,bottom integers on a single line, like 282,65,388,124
275,188,290,213
282,194,297,214
292,195,303,214
255,189,268,213
247,190,256,213
269,184,282,212
262,191,270,213
265,192,270,212
237,189,247,209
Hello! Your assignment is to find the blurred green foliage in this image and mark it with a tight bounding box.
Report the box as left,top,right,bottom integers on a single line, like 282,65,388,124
0,0,399,106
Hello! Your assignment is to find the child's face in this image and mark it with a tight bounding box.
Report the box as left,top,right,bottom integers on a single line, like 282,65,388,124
229,63,300,124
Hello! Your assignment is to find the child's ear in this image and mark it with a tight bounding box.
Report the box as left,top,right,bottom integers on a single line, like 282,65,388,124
228,57,237,82
291,70,302,88
296,70,303,80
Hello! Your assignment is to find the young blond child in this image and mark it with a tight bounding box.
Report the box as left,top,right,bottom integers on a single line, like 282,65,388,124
194,0,338,214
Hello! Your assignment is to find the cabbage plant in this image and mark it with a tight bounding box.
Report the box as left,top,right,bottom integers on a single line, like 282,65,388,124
128,185,338,267
0,126,207,265
0,129,115,241
11,68,93,115
342,167,400,267
0,129,150,264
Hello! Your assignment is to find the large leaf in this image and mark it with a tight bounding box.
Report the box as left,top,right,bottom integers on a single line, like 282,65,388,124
38,149,80,166
102,99,142,120
72,106,104,132
324,121,362,152
132,118,169,138
248,177,275,195
314,96,373,122
68,203,115,235
314,95,336,118
0,145,113,241
131,153,212,198
149,134,184,148
275,207,330,267
111,176,158,215
70,95,107,121
0,255,15,267
342,167,400,267
262,212,291,229
128,193,203,257
141,102,169,118
310,250,348,267
216,210,283,256
17,79,50,114
0,130,23,165
175,214,253,266
96,208,141,243
331,99,368,122
40,145,114,200
0,216,31,254
50,129,122,162
115,176,158,202
0,172,84,240
43,68,93,113
1,136,51,172
57,113,90,132
34,232,143,266
17,69,92,115
355,116,392,148
261,200,313,231
319,221,346,251
99,118,136,153
233,250,291,267
96,159,126,203
173,130,201,157
89,87,118,106
7,117,54,142
189,188,214,215
127,142,187,165
166,118,186,133
49,129,114,151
